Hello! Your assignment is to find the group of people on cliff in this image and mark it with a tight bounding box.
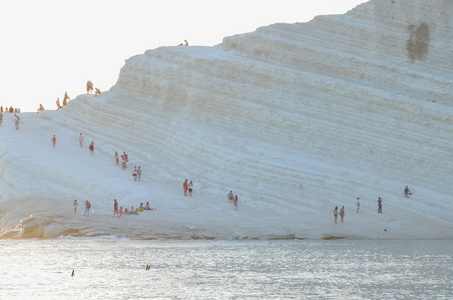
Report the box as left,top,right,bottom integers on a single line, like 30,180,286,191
1,106,20,113
333,186,412,223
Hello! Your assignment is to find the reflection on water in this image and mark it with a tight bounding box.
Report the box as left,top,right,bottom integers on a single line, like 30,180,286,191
0,239,452,299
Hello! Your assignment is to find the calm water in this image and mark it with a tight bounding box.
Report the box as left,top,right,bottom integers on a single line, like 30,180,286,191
0,238,452,299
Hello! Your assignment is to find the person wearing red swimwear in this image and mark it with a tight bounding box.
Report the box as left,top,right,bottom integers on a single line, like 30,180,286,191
183,179,188,196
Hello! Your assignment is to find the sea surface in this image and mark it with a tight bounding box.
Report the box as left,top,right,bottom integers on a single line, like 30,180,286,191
0,238,452,299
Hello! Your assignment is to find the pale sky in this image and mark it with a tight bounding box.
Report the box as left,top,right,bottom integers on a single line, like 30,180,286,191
0,0,367,112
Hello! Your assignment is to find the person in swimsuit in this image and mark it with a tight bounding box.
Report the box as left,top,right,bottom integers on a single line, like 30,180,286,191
114,199,118,215
188,181,193,196
79,133,84,148
132,166,138,182
339,206,345,222
73,200,78,213
114,152,119,166
63,91,70,105
183,179,188,196
228,191,234,202
137,166,142,182
13,114,20,130
89,141,94,156
84,201,91,216
333,206,338,223
122,156,127,170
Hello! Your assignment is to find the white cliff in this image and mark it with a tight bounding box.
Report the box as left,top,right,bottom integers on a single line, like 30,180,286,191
0,0,452,239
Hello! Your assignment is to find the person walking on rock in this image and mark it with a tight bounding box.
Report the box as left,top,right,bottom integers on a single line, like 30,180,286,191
234,195,239,210
378,197,383,214
356,197,360,214
13,114,20,130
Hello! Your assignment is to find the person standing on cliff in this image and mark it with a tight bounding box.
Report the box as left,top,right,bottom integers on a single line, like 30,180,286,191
79,133,84,148
63,91,70,105
339,206,345,222
114,152,119,166
378,197,383,214
132,166,138,182
137,166,142,182
84,201,91,216
188,180,193,196
73,200,78,213
89,141,94,156
183,179,188,196
404,186,411,198
86,81,94,94
114,199,118,215
333,206,338,223
51,135,57,148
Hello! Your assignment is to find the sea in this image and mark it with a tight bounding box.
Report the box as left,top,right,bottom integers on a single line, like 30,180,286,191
0,238,452,299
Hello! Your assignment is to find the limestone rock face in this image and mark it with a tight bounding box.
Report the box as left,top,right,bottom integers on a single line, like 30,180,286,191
110,0,452,201
1,0,452,239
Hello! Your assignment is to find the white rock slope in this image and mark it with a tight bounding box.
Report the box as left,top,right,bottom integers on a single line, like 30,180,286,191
0,0,452,239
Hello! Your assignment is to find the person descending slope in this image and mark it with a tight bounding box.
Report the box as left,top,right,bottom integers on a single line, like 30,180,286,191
13,114,20,130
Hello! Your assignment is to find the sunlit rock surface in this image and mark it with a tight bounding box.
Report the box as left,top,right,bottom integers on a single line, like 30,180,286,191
1,0,452,239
